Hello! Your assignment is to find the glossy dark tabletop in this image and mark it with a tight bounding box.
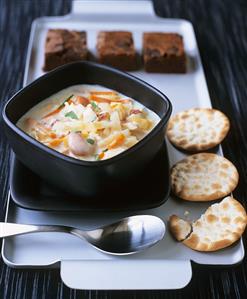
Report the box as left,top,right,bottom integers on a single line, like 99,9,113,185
0,0,247,298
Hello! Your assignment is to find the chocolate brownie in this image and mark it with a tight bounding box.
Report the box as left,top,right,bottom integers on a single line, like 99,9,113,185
97,31,138,71
143,33,186,73
43,29,88,71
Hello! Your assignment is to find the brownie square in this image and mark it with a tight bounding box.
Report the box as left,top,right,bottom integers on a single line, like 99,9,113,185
43,29,88,72
143,33,186,73
97,31,138,71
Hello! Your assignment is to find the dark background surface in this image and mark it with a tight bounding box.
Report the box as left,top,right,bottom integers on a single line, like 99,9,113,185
0,0,247,298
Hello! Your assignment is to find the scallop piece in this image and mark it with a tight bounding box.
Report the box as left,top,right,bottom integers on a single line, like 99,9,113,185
68,132,96,156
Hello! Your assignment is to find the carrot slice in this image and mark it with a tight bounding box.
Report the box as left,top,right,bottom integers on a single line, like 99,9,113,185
73,95,90,106
90,91,117,95
49,139,63,147
90,94,130,104
42,107,63,119
49,132,57,139
108,134,125,149
98,152,105,160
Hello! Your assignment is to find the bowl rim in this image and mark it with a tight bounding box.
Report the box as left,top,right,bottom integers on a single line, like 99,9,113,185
2,61,172,167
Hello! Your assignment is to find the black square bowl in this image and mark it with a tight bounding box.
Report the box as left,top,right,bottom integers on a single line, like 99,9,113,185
3,62,172,208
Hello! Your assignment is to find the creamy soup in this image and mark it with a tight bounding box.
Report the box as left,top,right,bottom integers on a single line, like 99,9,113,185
17,85,160,161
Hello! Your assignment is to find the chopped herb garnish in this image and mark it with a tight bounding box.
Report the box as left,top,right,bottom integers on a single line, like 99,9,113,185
103,148,108,152
65,111,78,119
91,101,97,109
86,138,95,145
60,94,74,108
91,101,101,112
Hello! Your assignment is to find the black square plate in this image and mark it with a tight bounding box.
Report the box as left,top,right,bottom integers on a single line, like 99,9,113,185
10,143,170,212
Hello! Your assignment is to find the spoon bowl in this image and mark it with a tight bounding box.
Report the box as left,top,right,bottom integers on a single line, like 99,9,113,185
0,215,165,255
79,215,166,255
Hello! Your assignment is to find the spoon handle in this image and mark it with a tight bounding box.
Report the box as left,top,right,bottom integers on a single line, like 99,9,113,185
0,222,71,238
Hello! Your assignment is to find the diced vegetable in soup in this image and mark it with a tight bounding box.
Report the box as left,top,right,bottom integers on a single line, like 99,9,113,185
17,85,160,161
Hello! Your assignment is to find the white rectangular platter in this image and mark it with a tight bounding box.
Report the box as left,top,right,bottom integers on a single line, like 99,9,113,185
2,0,244,290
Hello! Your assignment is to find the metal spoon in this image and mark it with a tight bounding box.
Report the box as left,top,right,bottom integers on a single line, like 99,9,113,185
0,215,165,255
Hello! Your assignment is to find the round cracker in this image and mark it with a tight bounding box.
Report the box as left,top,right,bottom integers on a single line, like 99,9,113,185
166,108,230,152
169,215,192,241
171,153,239,201
182,197,247,251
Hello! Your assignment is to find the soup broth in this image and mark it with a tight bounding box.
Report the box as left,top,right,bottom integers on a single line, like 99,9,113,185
17,84,160,161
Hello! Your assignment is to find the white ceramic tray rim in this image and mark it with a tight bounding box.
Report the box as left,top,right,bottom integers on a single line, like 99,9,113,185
2,0,244,290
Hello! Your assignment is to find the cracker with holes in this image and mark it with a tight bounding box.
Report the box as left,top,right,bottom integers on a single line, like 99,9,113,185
171,153,239,201
169,196,247,251
166,108,230,152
